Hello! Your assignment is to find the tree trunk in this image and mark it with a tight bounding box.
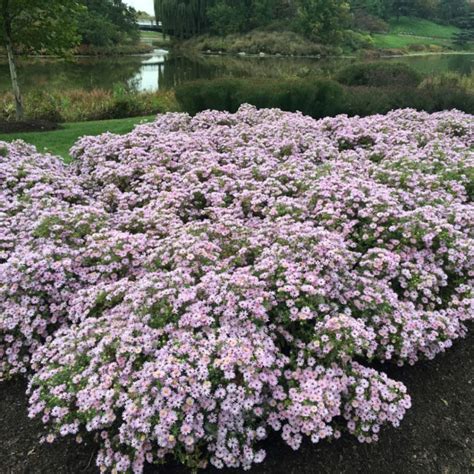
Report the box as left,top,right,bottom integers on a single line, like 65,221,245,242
5,33,23,121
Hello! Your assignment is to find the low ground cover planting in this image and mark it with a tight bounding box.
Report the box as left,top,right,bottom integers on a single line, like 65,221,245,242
0,106,473,473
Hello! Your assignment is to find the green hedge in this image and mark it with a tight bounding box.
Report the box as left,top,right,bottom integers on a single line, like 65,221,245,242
176,75,474,118
175,78,346,117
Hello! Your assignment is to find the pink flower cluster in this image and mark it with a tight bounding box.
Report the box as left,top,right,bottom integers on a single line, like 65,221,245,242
0,105,473,472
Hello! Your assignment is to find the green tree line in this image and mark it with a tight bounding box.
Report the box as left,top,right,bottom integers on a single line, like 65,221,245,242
78,0,140,47
1,0,141,120
155,0,473,39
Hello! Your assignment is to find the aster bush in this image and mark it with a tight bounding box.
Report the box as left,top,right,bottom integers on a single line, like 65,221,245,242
0,106,473,472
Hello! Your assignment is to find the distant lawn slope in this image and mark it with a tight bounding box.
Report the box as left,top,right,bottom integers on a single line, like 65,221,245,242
0,116,155,162
372,16,463,51
140,30,170,47
388,17,459,39
372,34,453,49
140,31,164,40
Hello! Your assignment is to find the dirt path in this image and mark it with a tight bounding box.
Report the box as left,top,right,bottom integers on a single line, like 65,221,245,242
1,328,473,474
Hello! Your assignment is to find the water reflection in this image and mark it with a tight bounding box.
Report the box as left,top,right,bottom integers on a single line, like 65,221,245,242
394,53,474,75
131,50,167,91
0,55,146,92
0,50,472,94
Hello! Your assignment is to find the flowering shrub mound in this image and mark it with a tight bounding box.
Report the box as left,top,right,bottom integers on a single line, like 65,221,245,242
0,106,473,472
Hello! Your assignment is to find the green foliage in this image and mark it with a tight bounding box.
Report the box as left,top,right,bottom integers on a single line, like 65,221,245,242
0,0,82,54
418,71,474,111
339,83,474,116
412,0,440,19
454,13,474,46
390,0,413,19
207,0,276,35
0,89,178,123
343,30,375,50
355,0,441,21
175,77,346,116
342,85,393,115
336,62,422,87
0,0,84,120
379,0,470,23
207,2,247,35
175,78,239,114
342,69,474,116
350,0,387,17
342,85,428,115
20,91,64,123
351,10,389,33
153,0,470,51
156,0,284,38
185,30,331,55
439,0,469,22
242,78,345,117
175,67,474,119
382,0,441,20
77,14,120,47
155,0,212,38
295,0,352,43
78,0,140,46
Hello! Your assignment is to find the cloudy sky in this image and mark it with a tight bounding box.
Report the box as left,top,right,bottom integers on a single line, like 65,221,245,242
124,0,154,15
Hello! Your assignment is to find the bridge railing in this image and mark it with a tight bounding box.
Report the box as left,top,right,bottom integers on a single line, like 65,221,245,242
137,20,163,32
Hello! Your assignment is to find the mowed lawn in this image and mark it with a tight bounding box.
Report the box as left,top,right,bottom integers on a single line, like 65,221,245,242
0,116,156,163
372,34,454,49
388,17,459,39
140,30,170,47
373,16,461,50
140,31,166,41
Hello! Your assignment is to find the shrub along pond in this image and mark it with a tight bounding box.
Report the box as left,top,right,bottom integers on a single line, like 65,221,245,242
0,105,472,473
175,63,474,117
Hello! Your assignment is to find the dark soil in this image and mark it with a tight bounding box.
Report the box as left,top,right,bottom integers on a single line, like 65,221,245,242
1,328,473,474
0,120,61,134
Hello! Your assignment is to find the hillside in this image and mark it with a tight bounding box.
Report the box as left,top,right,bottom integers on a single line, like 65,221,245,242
372,16,463,51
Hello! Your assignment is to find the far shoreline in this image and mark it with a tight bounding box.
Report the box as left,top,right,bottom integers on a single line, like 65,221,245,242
2,49,473,62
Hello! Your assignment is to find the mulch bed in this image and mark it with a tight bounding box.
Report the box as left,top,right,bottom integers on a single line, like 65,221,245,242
1,326,473,474
0,120,61,134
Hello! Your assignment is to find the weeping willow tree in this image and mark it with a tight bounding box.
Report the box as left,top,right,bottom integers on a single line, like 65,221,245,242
155,0,214,38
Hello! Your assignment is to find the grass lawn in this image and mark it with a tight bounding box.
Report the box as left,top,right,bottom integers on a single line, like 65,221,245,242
140,31,164,40
372,16,460,50
372,34,453,49
140,31,170,46
0,116,155,163
388,17,459,39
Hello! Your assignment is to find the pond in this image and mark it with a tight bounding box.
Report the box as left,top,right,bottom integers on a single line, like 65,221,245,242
1,50,473,94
